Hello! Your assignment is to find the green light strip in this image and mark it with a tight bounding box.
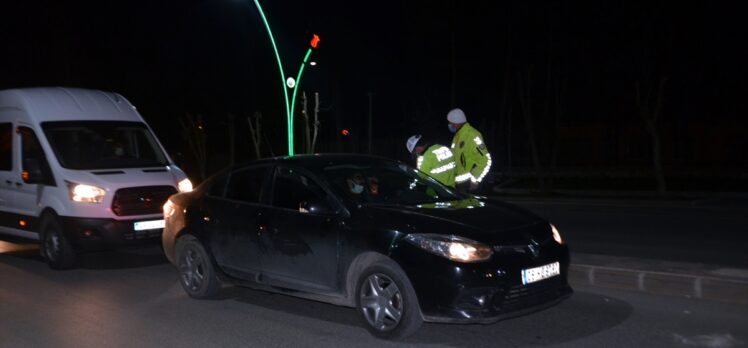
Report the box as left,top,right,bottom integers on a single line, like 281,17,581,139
289,48,314,143
253,0,293,155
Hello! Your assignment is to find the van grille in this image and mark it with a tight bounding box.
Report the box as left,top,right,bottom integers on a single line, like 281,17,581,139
111,186,177,216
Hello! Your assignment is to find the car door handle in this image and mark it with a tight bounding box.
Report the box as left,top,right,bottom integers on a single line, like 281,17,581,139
5,180,11,185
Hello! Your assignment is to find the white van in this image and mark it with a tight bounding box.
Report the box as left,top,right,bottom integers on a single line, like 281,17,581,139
0,87,192,269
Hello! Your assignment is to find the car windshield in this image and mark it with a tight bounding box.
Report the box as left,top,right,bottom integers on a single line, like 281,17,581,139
42,121,168,170
322,162,461,205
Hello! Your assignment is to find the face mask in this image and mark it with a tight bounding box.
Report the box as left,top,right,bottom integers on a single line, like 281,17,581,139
448,124,458,133
350,183,364,194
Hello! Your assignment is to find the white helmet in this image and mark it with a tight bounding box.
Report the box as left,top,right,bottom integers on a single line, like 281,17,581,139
447,108,467,124
406,134,422,154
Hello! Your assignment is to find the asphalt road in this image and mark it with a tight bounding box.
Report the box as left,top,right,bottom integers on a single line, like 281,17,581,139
1,245,747,348
503,199,748,268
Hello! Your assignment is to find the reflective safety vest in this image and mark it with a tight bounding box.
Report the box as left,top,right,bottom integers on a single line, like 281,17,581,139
416,144,456,187
450,123,492,184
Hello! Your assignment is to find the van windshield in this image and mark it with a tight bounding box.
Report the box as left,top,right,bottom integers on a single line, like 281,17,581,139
42,121,169,170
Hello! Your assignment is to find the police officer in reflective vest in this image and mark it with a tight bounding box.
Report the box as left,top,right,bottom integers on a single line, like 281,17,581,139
406,134,456,188
447,108,492,192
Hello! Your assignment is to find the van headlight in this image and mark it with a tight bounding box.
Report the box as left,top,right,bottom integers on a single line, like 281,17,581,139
177,178,193,192
404,234,493,263
68,183,106,203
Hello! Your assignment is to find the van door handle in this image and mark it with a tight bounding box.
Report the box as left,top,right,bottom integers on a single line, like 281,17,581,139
5,180,10,185
14,182,22,187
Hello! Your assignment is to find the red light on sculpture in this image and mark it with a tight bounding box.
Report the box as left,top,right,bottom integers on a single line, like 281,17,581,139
310,34,320,49
341,129,349,136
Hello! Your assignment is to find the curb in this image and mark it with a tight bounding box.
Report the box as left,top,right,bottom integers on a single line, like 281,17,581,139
490,189,748,209
568,255,748,304
498,196,748,211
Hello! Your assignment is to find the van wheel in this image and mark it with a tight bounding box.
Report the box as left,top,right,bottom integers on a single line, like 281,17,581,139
175,235,221,299
40,215,76,270
355,263,423,339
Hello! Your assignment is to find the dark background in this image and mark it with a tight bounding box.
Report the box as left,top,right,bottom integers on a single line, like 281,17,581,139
1,0,745,190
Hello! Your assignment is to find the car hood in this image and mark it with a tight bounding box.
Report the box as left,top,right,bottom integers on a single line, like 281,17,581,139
361,197,549,245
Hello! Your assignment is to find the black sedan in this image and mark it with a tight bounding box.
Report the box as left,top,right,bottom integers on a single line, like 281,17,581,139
162,154,572,339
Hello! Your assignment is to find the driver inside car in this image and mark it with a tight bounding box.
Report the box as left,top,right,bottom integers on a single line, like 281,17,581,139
347,172,366,196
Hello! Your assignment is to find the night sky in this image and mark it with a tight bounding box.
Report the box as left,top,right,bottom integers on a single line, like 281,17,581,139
1,1,746,182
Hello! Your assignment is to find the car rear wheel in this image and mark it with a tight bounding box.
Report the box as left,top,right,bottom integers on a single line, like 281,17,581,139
40,215,76,270
175,235,220,298
356,263,423,339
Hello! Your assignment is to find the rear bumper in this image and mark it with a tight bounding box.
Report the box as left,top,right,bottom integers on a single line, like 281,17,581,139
59,216,163,250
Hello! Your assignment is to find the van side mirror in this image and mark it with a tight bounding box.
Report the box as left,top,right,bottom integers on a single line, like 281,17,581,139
22,158,44,184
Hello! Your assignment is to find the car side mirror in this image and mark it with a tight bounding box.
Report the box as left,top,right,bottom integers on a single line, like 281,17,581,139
22,158,44,184
299,200,335,215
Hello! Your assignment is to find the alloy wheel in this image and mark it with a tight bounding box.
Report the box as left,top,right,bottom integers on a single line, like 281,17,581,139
359,273,404,331
179,246,206,292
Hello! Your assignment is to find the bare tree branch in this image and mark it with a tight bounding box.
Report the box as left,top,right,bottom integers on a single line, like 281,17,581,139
312,92,320,153
517,66,545,193
179,113,207,181
247,112,263,159
302,91,311,153
634,77,668,194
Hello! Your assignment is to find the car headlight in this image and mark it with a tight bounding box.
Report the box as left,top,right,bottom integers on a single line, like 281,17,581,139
177,178,193,192
404,234,493,263
551,223,563,244
68,183,106,203
163,199,176,219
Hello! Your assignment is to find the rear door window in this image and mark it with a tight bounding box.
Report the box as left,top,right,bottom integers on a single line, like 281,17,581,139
206,173,229,198
225,165,271,204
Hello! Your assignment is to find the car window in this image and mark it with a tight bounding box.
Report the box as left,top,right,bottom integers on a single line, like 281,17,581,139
225,165,270,203
0,123,11,171
271,166,330,212
323,163,459,205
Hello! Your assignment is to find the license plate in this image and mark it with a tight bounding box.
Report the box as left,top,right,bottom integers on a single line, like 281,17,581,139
521,262,560,285
133,219,165,231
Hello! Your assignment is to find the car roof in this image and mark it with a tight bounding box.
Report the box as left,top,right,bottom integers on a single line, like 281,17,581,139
224,153,403,174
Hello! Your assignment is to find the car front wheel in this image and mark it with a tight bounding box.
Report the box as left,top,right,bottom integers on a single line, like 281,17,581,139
355,263,423,339
175,235,221,299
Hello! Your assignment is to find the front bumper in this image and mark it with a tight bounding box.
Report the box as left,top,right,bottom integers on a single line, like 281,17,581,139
59,215,164,250
392,241,572,324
